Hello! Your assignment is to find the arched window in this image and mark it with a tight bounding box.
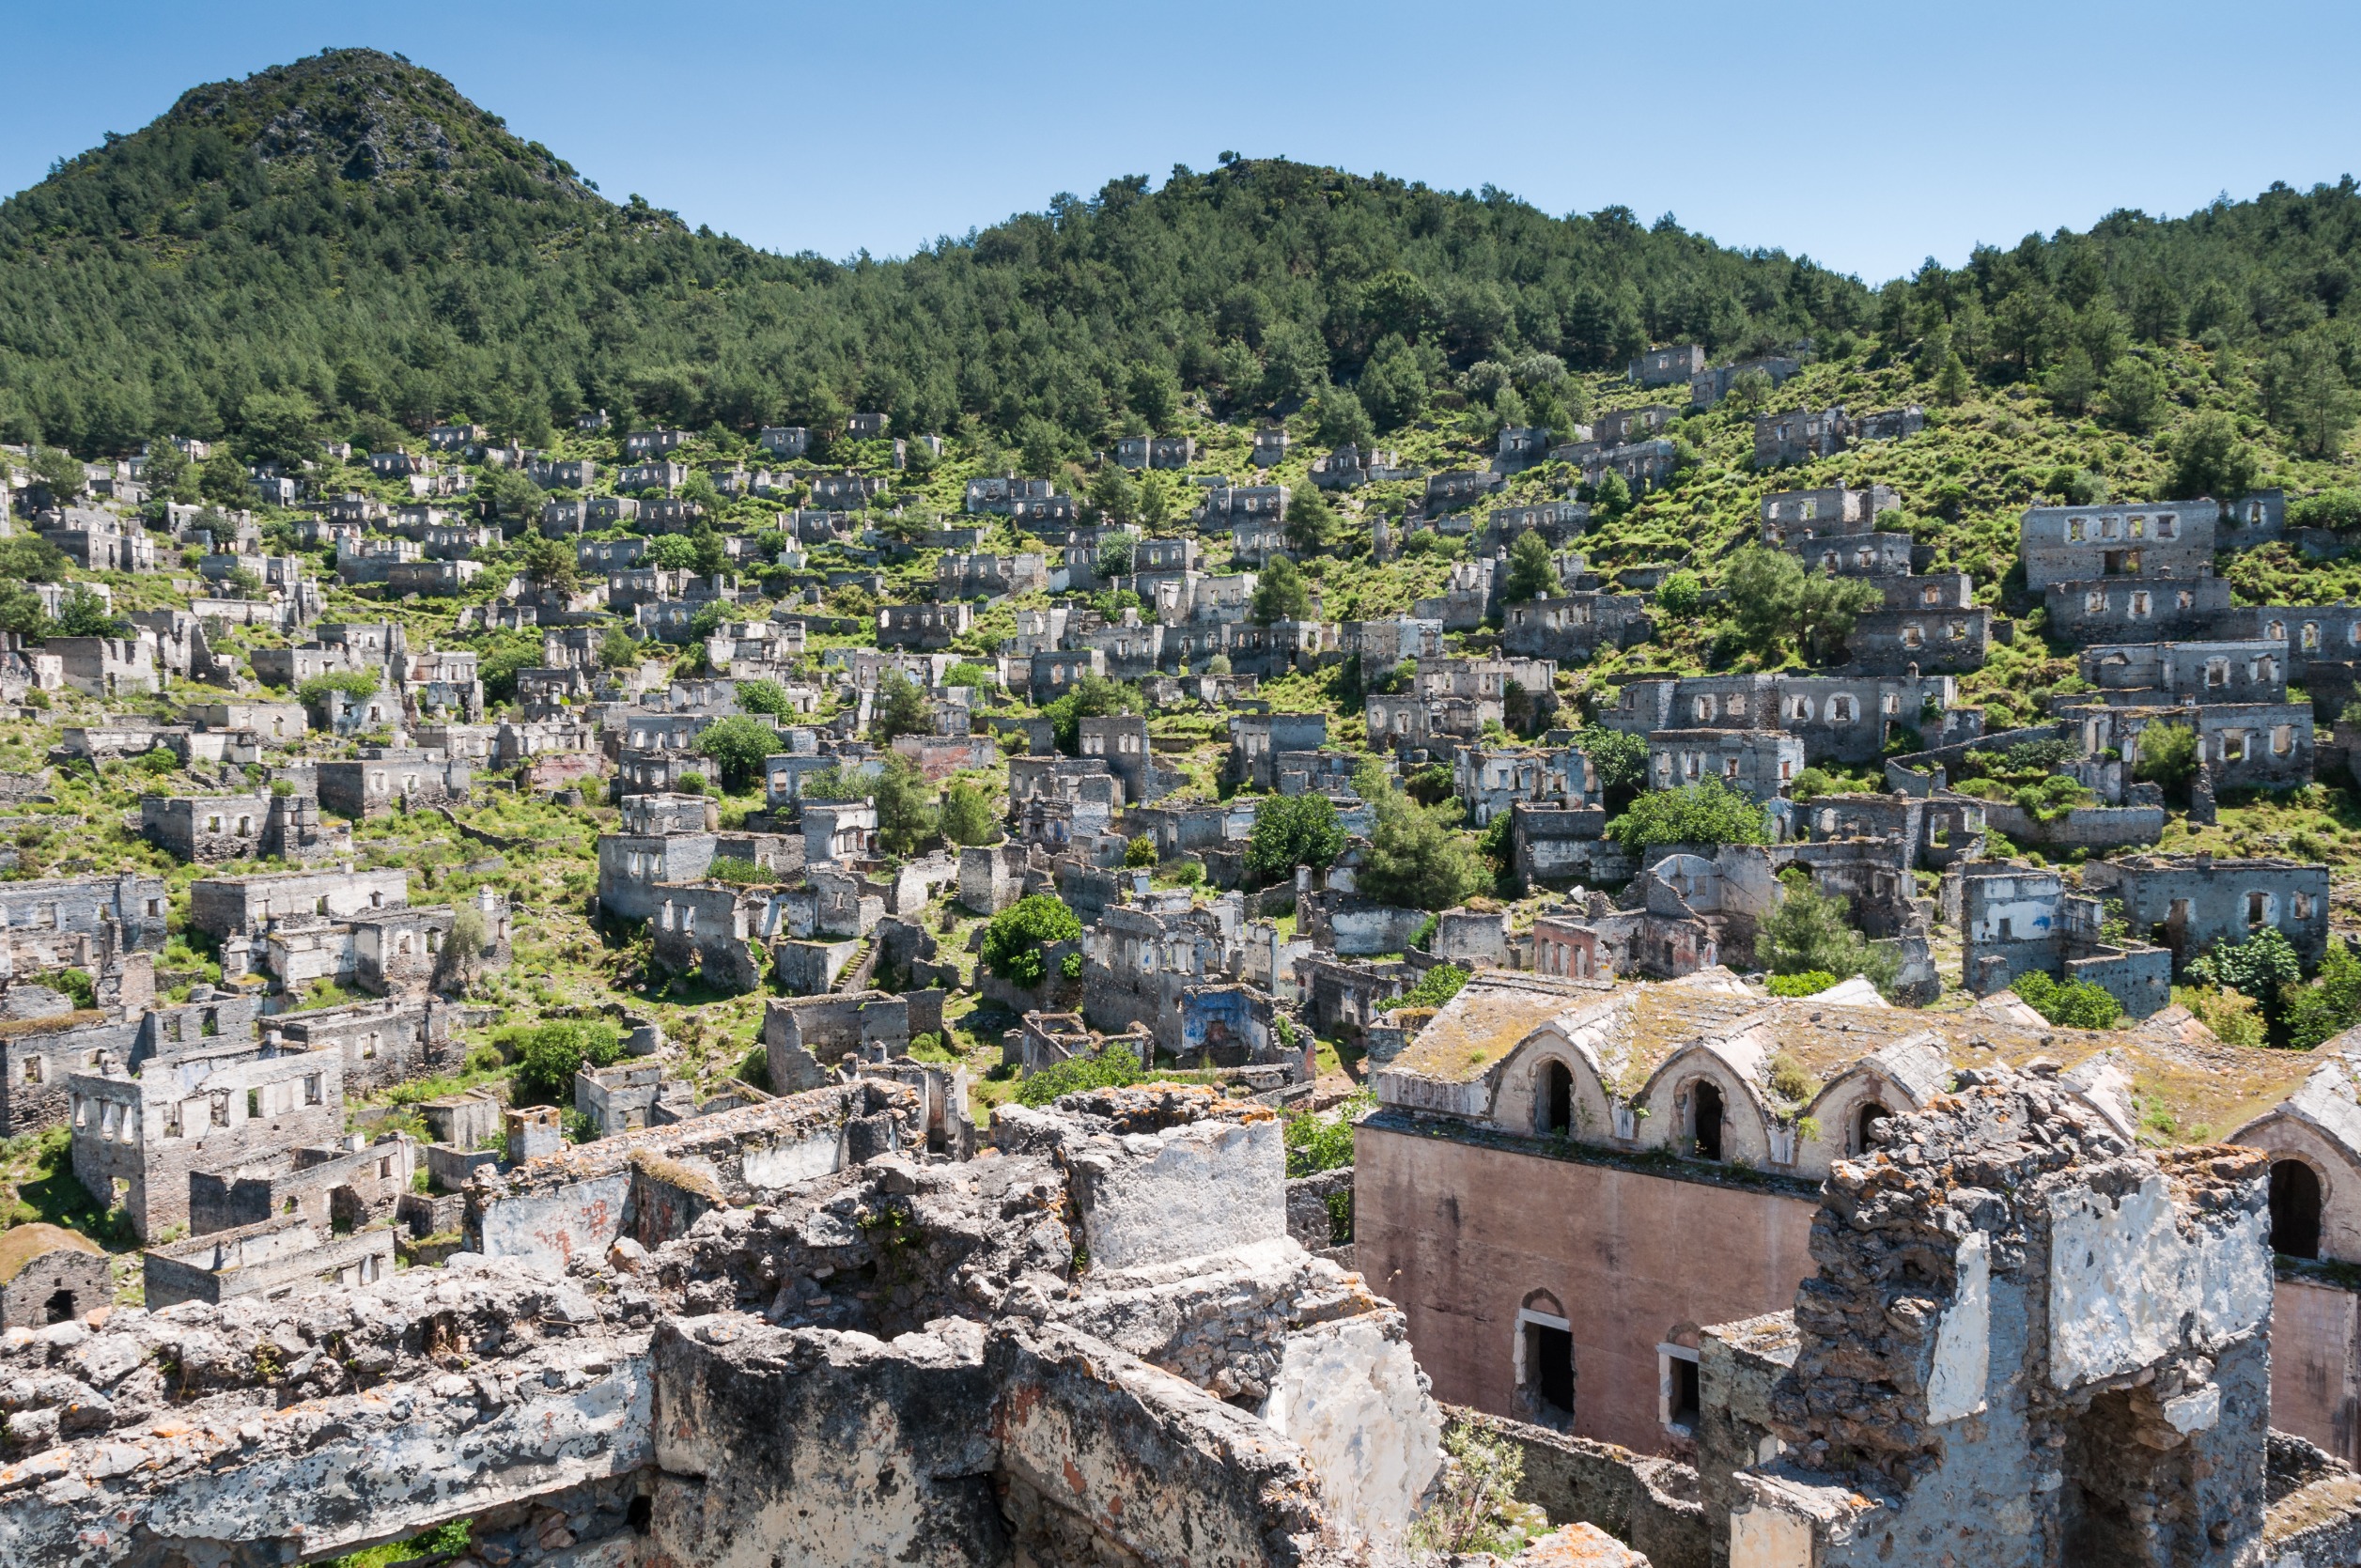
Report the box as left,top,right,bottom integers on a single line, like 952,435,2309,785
1691,1080,1725,1162
1542,1061,1573,1137
1517,1289,1574,1425
2271,1159,2323,1260
1856,1101,1891,1155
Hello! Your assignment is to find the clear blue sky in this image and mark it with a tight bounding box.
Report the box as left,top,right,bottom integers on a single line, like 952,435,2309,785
5,0,2358,285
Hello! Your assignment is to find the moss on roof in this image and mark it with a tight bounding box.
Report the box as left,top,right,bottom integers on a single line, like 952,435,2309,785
0,1222,102,1286
1385,974,2320,1142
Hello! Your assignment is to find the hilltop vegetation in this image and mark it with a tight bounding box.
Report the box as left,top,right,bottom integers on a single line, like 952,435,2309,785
1,48,1860,456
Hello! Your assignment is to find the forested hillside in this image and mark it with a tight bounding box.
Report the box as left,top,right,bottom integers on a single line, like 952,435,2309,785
1,48,1864,457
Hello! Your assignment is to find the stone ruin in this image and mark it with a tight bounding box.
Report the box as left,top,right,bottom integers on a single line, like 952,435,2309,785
1706,1067,2361,1567
0,1084,1442,1567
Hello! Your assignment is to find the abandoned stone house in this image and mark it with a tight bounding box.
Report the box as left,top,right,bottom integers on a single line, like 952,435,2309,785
1454,746,1597,826
1077,612,1164,680
650,882,784,994
1839,572,1993,673
1599,671,1953,767
2081,852,2331,971
622,428,691,459
1592,405,1675,445
1629,343,1707,385
2065,695,2316,793
1411,557,1497,629
1073,714,1167,805
1366,691,1495,754
836,647,955,694
1581,438,1680,492
1851,402,1928,441
2021,498,2217,590
1790,528,1929,589
1645,727,1803,800
613,458,686,495
68,1030,346,1243
1946,860,2173,1015
1226,711,1329,791
1500,592,1655,661
1161,617,1335,679
961,474,1056,514
876,601,971,649
2213,602,2361,682
0,872,167,982
803,800,878,866
1308,443,1410,488
1752,406,1850,467
523,454,595,490
1759,482,1902,547
0,1223,109,1327
270,996,454,1095
1424,469,1503,511
757,424,809,458
188,865,408,939
1495,426,1555,473
1022,647,1103,704
1111,433,1195,469
1567,852,1769,979
1189,485,1290,536
1688,353,1800,408
2080,638,2289,704
139,791,349,865
187,1122,415,1243
1340,614,1445,667
1486,500,1590,548
49,632,161,697
939,551,1049,600
316,749,472,818
597,826,719,924
1080,903,1246,1051
384,559,482,597
40,508,160,574
1794,789,1986,869
1294,953,1411,1039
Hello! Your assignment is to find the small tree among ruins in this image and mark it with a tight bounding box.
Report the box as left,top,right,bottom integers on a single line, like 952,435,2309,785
1408,1423,1548,1556
981,895,1082,988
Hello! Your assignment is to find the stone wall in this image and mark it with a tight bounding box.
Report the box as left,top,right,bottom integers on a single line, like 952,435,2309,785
466,1079,916,1266
1725,1070,2278,1567
1448,1405,1709,1568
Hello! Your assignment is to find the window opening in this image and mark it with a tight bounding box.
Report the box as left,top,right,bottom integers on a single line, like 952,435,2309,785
1691,1081,1725,1161
2271,1160,2322,1259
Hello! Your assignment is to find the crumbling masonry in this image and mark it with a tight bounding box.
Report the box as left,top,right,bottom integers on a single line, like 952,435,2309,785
0,1085,1441,1568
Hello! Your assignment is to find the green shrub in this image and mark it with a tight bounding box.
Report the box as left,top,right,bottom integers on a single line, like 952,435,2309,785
1655,569,1702,616
298,671,381,705
1766,970,1838,997
1605,778,1771,851
735,678,797,717
1401,963,1468,1010
2187,927,2302,1014
981,894,1082,987
1245,793,1346,879
31,968,96,1010
1282,1094,1372,1176
707,856,769,884
1757,878,1899,991
503,1020,624,1101
1014,1047,1141,1107
2010,970,2122,1030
